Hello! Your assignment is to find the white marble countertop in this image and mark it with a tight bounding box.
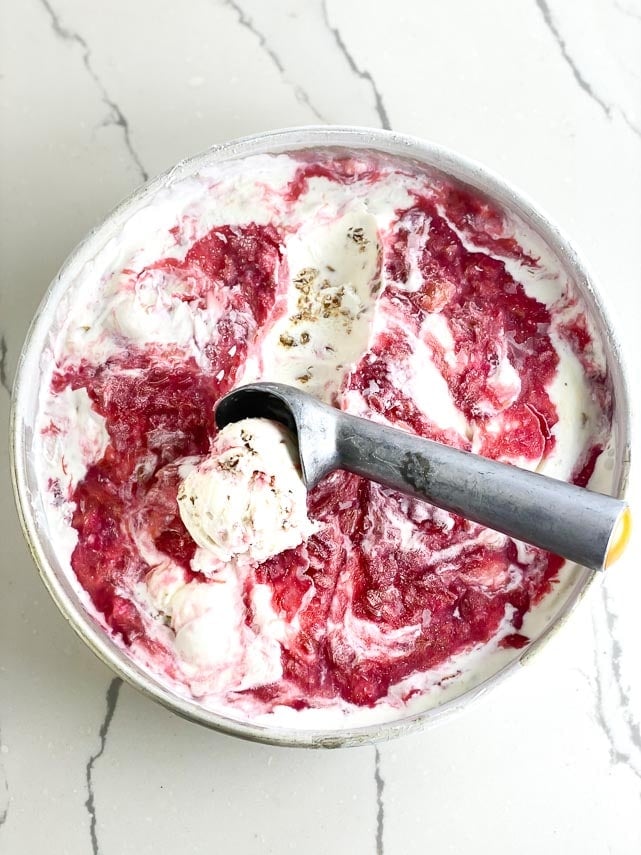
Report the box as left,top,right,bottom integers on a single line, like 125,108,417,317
1,0,640,852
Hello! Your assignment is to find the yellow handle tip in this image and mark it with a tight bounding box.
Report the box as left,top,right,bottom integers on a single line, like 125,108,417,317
605,506,632,568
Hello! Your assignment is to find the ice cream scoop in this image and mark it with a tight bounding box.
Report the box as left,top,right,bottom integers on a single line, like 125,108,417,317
216,382,630,573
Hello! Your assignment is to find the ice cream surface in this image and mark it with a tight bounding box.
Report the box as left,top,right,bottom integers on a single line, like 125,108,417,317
35,148,612,726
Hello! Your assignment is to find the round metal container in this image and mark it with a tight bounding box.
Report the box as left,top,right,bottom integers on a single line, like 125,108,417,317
10,126,632,748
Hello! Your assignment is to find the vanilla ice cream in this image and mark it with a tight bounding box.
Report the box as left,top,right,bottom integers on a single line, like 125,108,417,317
177,418,315,568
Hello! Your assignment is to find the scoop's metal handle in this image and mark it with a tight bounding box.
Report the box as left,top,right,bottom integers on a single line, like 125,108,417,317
215,382,630,574
334,411,628,573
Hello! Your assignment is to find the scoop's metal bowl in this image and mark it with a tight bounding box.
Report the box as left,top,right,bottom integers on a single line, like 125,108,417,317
10,126,631,748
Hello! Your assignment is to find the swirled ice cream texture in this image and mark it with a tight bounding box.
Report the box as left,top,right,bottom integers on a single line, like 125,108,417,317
34,150,612,727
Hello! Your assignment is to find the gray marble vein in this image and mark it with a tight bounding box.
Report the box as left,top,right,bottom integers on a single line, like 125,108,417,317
601,589,641,768
374,746,385,855
222,0,327,122
591,638,626,768
320,0,391,130
614,0,641,23
535,0,641,140
591,601,641,782
37,0,149,182
620,112,641,140
85,678,122,855
535,0,612,118
0,336,9,397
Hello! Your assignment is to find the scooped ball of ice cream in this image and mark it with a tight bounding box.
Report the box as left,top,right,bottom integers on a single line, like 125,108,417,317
177,418,315,567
